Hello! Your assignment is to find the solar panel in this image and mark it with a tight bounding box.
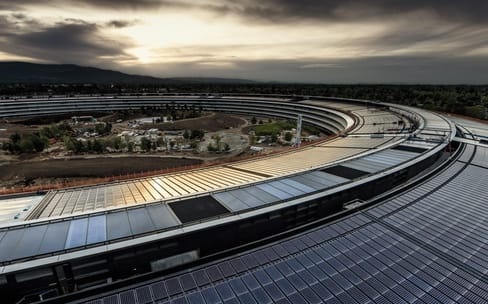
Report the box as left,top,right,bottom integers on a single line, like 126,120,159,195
205,265,224,282
185,291,205,304
201,287,222,303
119,291,136,304
164,277,182,296
218,261,236,278
228,277,247,296
135,286,152,304
179,273,197,292
102,295,118,304
78,132,488,304
150,281,168,300
192,269,211,287
215,282,235,301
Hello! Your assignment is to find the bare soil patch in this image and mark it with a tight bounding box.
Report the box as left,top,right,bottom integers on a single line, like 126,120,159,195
0,157,202,186
144,113,245,132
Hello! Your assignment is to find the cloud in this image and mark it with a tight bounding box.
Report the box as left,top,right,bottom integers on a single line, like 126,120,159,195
217,1,488,25
6,1,488,26
106,19,137,28
0,16,135,65
1,1,487,84
300,63,345,69
123,54,488,84
73,0,167,10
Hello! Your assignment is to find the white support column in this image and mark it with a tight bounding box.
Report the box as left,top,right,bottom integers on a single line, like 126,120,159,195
296,114,302,147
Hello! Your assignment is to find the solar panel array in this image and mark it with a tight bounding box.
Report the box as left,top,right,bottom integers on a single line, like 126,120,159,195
0,143,427,265
85,142,488,304
340,149,420,174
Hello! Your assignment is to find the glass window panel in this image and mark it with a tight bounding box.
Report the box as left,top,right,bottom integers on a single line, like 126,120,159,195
213,192,249,212
256,184,292,200
65,218,88,249
268,181,304,196
127,207,155,235
280,179,316,193
106,211,132,240
11,225,48,259
146,204,180,229
0,229,24,262
38,221,70,255
86,215,107,244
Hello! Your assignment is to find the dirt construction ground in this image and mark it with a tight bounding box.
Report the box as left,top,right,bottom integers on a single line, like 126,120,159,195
139,112,245,132
0,112,258,189
0,157,202,187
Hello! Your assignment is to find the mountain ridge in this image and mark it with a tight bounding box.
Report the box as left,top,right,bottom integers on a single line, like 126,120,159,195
0,62,255,84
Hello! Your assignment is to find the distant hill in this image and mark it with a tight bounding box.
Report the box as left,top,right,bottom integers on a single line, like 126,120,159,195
164,77,257,84
0,62,255,84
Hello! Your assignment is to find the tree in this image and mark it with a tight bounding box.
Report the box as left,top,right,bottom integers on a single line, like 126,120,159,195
249,134,256,145
190,129,204,140
284,132,293,141
251,116,257,124
63,136,75,151
140,137,152,152
1,142,11,152
104,122,112,134
31,134,48,152
111,137,122,150
214,135,222,151
271,133,278,143
10,133,20,144
157,137,165,147
19,138,35,152
10,133,48,153
465,105,486,119
93,139,104,153
73,140,85,153
183,129,190,140
87,140,93,151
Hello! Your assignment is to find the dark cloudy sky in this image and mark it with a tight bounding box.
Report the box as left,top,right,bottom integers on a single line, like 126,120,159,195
0,0,487,83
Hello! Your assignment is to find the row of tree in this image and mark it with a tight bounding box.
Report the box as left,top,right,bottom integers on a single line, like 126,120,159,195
183,129,205,140
2,133,48,154
63,136,130,154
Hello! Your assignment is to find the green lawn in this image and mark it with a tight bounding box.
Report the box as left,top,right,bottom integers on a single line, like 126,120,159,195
253,121,295,136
